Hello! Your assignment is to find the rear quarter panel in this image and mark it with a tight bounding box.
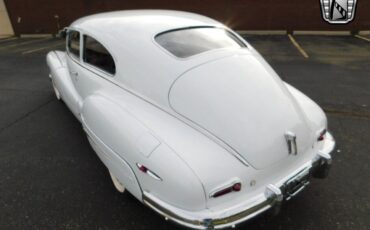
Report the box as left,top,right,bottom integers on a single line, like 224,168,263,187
81,93,206,210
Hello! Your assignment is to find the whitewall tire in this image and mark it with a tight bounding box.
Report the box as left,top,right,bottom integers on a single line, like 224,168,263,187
109,171,126,193
52,80,61,100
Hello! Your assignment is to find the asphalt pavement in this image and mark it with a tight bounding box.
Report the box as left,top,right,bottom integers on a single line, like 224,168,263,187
0,34,369,230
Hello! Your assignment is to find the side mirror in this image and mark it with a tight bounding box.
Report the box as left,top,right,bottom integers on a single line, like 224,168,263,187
57,28,67,39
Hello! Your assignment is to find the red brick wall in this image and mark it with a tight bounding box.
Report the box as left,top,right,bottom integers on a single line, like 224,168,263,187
4,0,370,35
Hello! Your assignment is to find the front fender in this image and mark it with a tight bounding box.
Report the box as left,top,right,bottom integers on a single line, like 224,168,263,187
46,51,82,119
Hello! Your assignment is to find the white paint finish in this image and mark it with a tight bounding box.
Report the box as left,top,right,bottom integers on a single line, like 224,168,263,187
284,83,327,130
47,51,81,119
69,10,247,109
136,132,161,157
81,94,206,210
46,10,335,228
169,53,312,169
85,128,141,200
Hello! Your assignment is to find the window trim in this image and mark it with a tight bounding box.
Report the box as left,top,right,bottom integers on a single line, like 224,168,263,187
81,33,117,77
66,29,81,62
153,26,248,60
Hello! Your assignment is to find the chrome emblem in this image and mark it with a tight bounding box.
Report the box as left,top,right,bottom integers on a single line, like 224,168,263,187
320,0,358,24
285,131,298,155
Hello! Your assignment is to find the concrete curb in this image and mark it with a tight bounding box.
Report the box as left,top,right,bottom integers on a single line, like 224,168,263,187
293,31,351,36
358,31,370,35
237,30,370,36
20,34,53,38
237,30,287,35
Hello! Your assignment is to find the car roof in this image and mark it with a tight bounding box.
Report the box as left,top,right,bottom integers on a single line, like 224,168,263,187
69,10,249,109
71,10,222,35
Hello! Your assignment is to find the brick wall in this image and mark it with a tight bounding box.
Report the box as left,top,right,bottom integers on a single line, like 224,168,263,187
4,0,370,35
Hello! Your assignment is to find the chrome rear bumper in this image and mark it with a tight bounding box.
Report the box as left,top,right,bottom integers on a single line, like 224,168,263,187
143,132,335,229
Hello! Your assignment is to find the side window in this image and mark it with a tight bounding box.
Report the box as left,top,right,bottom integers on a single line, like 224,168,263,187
67,30,80,58
83,35,116,75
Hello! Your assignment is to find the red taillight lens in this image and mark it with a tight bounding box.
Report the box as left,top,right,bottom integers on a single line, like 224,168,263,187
318,129,327,141
138,165,148,173
232,183,242,191
212,182,242,198
213,187,233,198
136,163,162,181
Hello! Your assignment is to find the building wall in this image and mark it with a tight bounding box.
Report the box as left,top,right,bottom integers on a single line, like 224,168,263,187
0,0,14,37
4,0,370,35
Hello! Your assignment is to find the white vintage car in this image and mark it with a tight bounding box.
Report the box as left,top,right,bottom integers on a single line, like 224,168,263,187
47,10,335,229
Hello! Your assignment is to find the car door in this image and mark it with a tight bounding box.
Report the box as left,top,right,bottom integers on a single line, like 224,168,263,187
78,34,142,196
74,34,116,100
57,29,82,118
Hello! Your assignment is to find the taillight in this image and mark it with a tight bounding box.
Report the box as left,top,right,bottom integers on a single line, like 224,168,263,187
136,163,162,181
232,182,242,191
138,164,148,173
317,129,327,141
211,182,242,198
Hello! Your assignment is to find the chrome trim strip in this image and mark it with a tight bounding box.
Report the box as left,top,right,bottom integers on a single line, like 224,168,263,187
143,192,274,230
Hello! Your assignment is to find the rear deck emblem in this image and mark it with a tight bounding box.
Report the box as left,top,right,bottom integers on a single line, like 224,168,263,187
320,0,358,24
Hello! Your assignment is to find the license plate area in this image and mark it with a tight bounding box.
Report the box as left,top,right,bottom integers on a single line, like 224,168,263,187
283,167,310,201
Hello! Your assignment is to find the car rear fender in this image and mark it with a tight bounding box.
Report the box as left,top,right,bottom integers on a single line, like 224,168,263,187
284,82,327,131
81,93,207,210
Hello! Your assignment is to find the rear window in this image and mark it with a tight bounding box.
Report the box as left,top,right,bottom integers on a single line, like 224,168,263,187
155,27,245,58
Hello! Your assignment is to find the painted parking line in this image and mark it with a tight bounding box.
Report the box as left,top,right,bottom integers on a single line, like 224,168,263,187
0,37,51,50
22,41,65,54
355,35,370,43
287,34,309,58
15,39,60,52
0,37,18,43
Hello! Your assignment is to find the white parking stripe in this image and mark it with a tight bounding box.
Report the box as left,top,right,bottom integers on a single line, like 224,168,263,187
0,37,51,49
22,41,64,54
288,34,309,58
0,37,18,43
355,35,370,43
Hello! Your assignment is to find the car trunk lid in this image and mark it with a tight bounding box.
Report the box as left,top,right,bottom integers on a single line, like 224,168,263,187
169,54,313,169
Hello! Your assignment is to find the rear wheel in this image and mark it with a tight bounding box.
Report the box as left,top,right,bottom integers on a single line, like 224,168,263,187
109,171,125,193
